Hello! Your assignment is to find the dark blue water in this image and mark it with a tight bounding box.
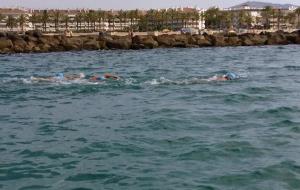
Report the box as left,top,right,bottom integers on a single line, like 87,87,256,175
1,46,300,190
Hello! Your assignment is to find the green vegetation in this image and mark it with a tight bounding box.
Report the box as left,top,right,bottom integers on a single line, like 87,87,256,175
1,7,300,32
6,15,17,30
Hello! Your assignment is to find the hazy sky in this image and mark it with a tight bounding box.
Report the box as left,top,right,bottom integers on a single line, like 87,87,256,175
0,0,299,9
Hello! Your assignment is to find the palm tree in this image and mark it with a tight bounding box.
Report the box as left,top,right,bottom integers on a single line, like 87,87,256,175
62,15,70,30
52,11,61,32
18,14,27,32
97,10,106,31
75,13,84,31
204,7,221,30
285,12,296,29
274,9,283,31
6,15,17,31
85,11,97,32
107,11,115,31
0,14,5,23
192,10,200,29
129,9,139,31
262,6,273,29
295,7,300,29
29,13,40,30
218,11,230,30
117,10,124,31
41,10,50,32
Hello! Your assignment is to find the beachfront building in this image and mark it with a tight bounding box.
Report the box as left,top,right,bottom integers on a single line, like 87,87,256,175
0,8,32,31
225,2,299,31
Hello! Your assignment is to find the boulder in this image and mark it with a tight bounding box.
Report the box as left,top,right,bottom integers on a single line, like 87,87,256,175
6,32,20,41
13,39,27,48
39,44,51,52
0,48,12,54
27,41,37,51
62,37,83,50
193,35,212,47
155,35,175,47
0,32,7,38
225,36,241,46
209,35,226,46
25,30,43,38
285,33,298,44
83,40,100,50
13,39,28,52
24,35,38,42
249,34,267,45
132,35,158,49
106,36,132,49
266,32,288,45
0,39,13,49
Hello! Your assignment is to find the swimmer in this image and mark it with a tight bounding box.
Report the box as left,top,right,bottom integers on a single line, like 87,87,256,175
208,72,238,81
89,73,120,81
65,73,85,80
31,73,64,82
31,73,85,82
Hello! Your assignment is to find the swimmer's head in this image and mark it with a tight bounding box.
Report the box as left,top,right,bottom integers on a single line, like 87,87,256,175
57,73,64,79
225,72,237,80
79,73,85,79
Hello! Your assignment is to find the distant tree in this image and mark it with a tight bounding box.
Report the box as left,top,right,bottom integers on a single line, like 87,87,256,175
97,10,106,31
107,12,115,31
6,15,17,31
52,11,61,32
0,14,5,22
18,14,27,32
62,15,70,30
84,11,97,31
285,12,296,28
128,9,139,31
41,10,50,32
261,6,273,29
191,10,200,29
205,7,221,29
29,13,40,30
75,13,84,31
274,9,283,30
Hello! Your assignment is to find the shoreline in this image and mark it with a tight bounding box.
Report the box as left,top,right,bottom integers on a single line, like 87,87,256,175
0,30,300,54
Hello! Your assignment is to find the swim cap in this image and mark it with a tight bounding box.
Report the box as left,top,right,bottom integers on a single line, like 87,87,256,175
56,73,64,80
225,72,237,80
79,73,85,78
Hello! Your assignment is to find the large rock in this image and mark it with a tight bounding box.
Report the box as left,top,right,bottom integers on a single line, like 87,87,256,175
209,35,226,46
6,32,20,41
250,34,268,45
61,37,83,50
285,33,298,44
266,32,288,45
225,36,241,46
106,36,132,49
155,35,176,47
193,35,212,47
24,35,38,43
25,30,43,38
0,39,13,49
132,35,158,49
83,40,100,50
13,39,28,53
0,32,7,38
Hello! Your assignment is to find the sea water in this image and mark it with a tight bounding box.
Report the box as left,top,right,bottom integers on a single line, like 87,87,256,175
1,46,300,190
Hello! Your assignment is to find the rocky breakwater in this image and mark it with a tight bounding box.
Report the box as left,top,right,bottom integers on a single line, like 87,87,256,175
0,30,300,54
